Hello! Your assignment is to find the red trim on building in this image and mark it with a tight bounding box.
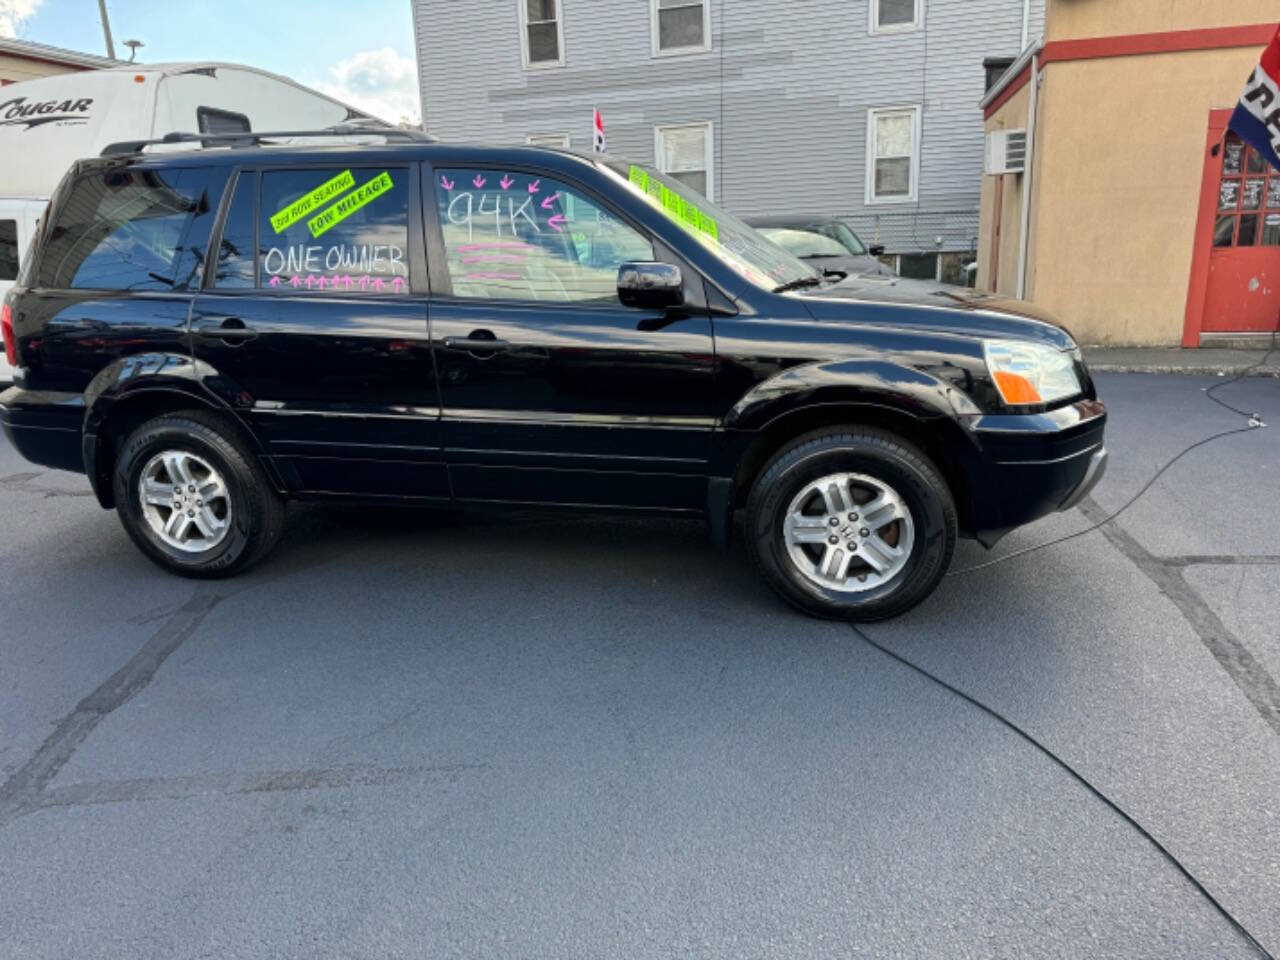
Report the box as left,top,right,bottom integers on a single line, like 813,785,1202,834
983,64,1031,120
1182,109,1233,348
983,24,1274,122
1042,23,1275,66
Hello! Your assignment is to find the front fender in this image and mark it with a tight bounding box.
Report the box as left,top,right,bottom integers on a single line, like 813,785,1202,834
724,358,981,433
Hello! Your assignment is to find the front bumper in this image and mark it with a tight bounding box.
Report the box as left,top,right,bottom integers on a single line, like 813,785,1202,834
965,398,1107,546
0,385,86,474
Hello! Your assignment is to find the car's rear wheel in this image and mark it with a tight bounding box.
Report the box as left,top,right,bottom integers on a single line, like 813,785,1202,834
113,411,284,577
746,427,956,621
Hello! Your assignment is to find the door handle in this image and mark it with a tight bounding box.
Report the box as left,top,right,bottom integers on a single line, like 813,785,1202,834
196,317,258,342
442,336,511,350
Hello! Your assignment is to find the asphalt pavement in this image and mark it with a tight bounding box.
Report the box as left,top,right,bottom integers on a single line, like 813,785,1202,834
1,372,1277,959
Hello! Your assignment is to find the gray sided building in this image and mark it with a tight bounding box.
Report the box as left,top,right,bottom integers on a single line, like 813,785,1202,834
413,0,1043,281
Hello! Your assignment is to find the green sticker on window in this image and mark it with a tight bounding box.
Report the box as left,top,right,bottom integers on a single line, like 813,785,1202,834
628,164,717,242
305,171,394,239
269,169,356,234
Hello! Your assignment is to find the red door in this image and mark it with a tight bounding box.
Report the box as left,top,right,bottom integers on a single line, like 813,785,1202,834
1201,131,1280,333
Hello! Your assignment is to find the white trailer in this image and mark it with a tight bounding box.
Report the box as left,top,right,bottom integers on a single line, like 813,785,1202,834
0,61,387,380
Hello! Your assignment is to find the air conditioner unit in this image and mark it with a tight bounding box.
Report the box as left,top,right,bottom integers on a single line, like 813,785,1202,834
986,129,1027,175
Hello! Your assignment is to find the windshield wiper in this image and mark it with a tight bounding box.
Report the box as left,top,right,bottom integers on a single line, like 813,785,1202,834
772,275,825,294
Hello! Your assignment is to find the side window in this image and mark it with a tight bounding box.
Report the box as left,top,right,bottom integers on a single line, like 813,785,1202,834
34,166,222,291
434,168,653,303
0,219,17,281
211,171,256,288
258,167,410,293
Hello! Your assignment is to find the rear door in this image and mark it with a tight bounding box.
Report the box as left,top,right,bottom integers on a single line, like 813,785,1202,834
190,162,445,498
425,162,720,511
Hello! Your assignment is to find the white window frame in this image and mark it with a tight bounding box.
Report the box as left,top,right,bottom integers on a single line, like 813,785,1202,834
526,132,571,148
517,0,566,70
869,0,924,35
653,121,715,200
865,105,921,206
650,0,712,57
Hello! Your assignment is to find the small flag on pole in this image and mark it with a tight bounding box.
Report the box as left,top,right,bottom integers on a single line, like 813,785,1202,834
1230,22,1280,171
592,108,606,153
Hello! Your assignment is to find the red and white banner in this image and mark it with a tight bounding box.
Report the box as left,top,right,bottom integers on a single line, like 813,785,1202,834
1231,22,1280,171
592,108,606,153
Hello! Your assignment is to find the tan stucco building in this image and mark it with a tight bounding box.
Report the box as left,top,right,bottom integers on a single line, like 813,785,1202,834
0,37,117,87
977,2,1279,346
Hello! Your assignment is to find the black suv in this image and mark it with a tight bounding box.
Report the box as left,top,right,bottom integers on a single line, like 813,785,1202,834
0,133,1106,620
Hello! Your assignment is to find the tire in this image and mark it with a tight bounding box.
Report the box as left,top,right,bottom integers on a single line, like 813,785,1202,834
746,427,956,621
112,410,285,578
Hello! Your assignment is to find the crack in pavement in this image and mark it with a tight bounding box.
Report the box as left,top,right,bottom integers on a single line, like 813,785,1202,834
1079,496,1280,736
35,762,490,812
0,470,95,498
1163,555,1280,568
0,584,225,827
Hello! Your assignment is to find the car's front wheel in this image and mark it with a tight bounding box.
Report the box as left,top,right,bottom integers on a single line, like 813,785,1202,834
746,427,956,621
113,410,284,577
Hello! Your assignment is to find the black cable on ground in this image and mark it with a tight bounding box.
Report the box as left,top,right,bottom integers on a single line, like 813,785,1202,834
949,344,1275,576
849,624,1276,960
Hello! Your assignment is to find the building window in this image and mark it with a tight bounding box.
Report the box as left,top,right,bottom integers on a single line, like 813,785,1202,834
655,123,713,199
983,57,1015,95
866,106,920,204
870,0,923,34
651,0,710,56
527,133,571,148
519,0,564,69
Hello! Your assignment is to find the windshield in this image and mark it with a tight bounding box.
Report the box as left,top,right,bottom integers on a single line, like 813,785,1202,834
756,227,851,260
824,222,867,256
599,161,816,291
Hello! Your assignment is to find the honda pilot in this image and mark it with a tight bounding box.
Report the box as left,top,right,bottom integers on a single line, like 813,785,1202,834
0,133,1107,620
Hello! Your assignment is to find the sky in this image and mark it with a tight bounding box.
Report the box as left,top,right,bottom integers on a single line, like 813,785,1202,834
0,0,422,124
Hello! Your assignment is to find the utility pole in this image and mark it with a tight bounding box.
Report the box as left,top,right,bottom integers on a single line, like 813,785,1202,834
97,0,116,60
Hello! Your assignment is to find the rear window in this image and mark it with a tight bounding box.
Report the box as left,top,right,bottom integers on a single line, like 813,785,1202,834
34,166,224,291
251,167,410,293
0,219,16,281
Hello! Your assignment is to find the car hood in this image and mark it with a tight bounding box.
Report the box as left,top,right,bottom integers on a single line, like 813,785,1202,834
795,275,1077,349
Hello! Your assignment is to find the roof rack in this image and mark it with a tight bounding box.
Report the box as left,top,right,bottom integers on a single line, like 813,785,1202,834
100,125,438,157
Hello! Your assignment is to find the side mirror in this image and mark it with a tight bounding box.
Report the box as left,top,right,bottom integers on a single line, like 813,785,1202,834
617,261,684,310
868,244,886,257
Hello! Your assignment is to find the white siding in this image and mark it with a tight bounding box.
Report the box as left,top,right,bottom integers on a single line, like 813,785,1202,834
414,0,1042,254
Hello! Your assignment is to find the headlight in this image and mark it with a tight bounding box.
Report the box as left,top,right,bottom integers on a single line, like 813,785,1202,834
983,340,1082,406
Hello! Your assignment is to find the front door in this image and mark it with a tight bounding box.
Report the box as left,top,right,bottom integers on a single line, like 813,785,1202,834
191,164,446,499
1202,130,1280,333
425,164,720,511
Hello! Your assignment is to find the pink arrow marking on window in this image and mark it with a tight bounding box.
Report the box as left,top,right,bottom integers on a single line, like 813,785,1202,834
289,275,302,288
305,275,315,290
392,276,405,293
500,175,514,190
440,175,455,190
373,277,385,291
268,276,281,287
528,179,541,194
547,214,567,232
359,275,370,290
472,174,486,188
541,192,559,210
